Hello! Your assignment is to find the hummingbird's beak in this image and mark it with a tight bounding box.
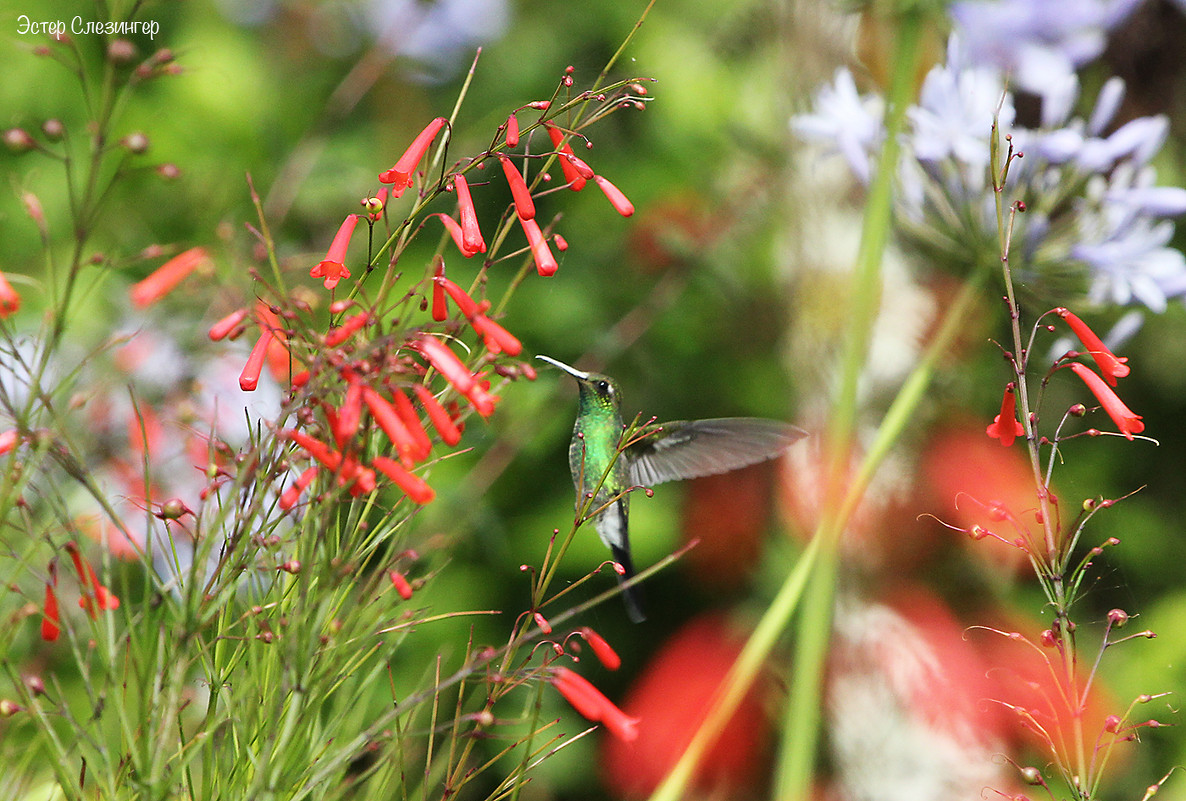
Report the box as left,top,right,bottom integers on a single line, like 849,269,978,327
536,354,590,380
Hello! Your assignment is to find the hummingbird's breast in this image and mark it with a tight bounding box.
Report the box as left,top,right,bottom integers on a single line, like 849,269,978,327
567,405,624,504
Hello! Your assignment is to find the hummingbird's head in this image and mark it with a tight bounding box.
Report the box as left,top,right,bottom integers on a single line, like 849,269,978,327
536,355,620,410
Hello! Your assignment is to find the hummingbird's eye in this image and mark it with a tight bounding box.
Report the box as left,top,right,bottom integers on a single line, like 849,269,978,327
596,380,611,395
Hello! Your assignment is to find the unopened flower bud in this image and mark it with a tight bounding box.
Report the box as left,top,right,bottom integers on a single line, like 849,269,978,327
1107,608,1129,627
1069,403,1087,417
1020,766,1043,785
3,128,35,152
0,699,21,717
122,132,149,154
107,38,136,63
158,498,189,520
41,119,64,141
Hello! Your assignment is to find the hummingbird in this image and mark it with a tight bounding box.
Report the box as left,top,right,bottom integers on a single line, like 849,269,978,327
538,355,807,622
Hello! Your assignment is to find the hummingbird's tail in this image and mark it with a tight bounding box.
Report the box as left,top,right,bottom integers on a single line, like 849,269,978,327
610,544,646,623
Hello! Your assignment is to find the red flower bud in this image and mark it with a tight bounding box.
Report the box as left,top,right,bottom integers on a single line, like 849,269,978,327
130,247,209,307
452,174,486,255
520,217,558,277
551,667,639,742
209,308,248,341
580,626,622,671
545,123,588,191
499,154,535,221
373,456,435,504
505,113,520,148
413,385,462,446
1068,362,1144,440
593,175,634,217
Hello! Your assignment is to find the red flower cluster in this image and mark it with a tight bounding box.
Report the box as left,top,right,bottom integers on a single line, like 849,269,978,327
987,310,1143,445
1057,310,1143,440
40,542,122,641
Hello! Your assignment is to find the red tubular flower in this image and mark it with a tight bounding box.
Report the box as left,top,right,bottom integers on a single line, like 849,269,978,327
505,112,520,148
240,328,272,391
0,270,21,317
1069,362,1144,440
324,311,371,348
601,615,767,798
310,214,359,291
209,308,248,341
452,174,486,254
432,260,448,321
434,213,483,258
520,217,558,277
389,569,415,599
41,564,60,642
545,124,588,191
279,466,319,511
379,116,447,197
986,383,1025,447
64,542,120,617
434,275,481,318
552,667,639,742
581,627,622,671
361,388,419,465
593,175,635,217
413,384,463,446
130,246,210,308
414,337,476,394
0,429,17,456
333,381,364,446
466,383,499,418
285,428,343,470
373,456,436,504
499,154,536,220
1057,308,1130,386
283,429,374,494
471,314,523,356
391,388,433,460
553,233,569,252
563,153,596,181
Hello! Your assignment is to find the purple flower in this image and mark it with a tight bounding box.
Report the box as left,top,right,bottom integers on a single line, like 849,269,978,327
950,0,1143,98
790,68,883,184
791,6,1186,314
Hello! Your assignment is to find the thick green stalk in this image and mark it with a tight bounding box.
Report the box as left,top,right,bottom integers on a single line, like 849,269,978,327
648,10,933,801
775,10,927,800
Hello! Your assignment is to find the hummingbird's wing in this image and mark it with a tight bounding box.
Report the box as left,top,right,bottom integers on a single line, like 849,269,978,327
626,418,807,487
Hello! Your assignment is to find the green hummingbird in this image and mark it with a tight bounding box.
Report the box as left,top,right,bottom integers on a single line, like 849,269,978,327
538,355,807,622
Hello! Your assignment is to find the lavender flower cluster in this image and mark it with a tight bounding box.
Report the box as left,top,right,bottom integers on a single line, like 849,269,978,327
792,0,1186,312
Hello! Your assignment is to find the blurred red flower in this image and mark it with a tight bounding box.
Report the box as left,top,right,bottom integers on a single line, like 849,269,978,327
601,614,768,799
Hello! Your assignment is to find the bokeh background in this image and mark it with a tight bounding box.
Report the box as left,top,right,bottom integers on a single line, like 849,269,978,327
4,1,1186,799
